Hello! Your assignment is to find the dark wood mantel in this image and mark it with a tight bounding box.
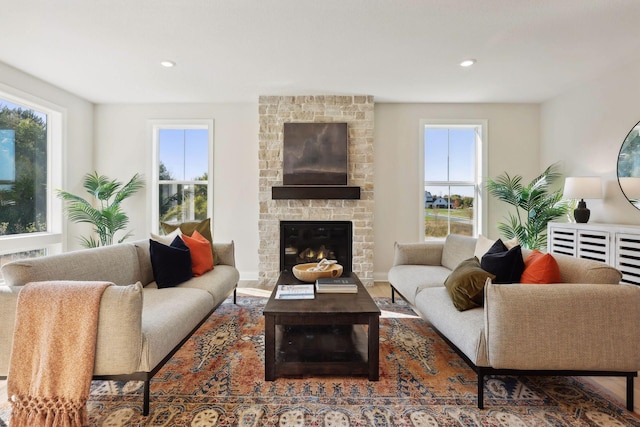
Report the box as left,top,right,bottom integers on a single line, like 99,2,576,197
272,185,361,200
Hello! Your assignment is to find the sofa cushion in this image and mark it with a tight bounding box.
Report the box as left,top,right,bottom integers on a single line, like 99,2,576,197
441,234,477,270
176,265,240,306
415,286,489,367
149,237,193,288
181,231,214,276
521,250,561,284
393,241,443,266
444,257,495,311
480,239,524,284
138,287,214,372
133,240,155,286
388,264,452,305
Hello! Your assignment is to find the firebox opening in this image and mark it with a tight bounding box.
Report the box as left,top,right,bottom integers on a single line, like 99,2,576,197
280,220,353,274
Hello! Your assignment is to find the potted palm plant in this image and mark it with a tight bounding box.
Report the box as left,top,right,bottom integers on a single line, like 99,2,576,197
57,172,144,247
486,163,570,250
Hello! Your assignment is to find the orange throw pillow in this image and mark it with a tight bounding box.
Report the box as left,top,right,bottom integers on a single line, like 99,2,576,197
181,231,214,276
520,250,561,284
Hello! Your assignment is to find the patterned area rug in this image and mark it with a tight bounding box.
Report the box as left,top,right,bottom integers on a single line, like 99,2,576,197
1,295,639,426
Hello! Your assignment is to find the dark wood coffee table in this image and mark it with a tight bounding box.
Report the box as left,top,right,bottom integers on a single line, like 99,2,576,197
263,271,381,381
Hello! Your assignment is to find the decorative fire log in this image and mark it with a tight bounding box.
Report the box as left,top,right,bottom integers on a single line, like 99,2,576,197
298,245,335,263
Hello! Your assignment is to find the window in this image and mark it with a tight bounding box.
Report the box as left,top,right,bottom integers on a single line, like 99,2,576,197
151,120,213,232
420,120,487,240
0,88,63,279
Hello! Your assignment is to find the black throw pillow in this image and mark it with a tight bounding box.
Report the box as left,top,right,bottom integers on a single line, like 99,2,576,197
149,236,193,288
480,239,525,284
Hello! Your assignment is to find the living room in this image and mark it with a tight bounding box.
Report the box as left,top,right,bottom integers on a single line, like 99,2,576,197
2,1,640,425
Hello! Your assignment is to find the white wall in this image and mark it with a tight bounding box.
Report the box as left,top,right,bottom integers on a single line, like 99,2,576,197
0,61,94,250
373,103,540,280
93,104,259,280
541,57,640,225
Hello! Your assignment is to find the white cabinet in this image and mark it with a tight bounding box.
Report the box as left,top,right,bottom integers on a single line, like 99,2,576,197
547,222,640,285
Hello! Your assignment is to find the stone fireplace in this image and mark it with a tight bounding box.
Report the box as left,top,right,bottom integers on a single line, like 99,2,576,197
258,95,374,286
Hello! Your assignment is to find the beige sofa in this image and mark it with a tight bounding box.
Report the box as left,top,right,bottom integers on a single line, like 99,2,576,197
0,239,239,415
388,234,640,410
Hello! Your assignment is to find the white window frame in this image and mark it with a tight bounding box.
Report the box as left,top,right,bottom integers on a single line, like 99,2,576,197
0,83,64,259
149,119,214,232
419,119,488,241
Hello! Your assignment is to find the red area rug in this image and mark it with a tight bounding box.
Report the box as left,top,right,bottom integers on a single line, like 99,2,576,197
1,296,639,426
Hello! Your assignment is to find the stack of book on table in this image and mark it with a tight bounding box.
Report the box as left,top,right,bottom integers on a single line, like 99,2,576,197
275,284,315,299
315,277,358,293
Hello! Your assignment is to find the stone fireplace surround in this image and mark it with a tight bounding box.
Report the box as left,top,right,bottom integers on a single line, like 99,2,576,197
258,95,374,287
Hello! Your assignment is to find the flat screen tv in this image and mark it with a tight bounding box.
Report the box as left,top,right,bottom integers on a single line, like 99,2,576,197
283,122,348,186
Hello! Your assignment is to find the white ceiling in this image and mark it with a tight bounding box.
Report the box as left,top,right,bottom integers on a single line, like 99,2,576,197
3,0,640,104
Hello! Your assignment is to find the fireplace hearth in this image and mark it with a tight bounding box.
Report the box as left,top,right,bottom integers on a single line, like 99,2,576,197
280,221,353,274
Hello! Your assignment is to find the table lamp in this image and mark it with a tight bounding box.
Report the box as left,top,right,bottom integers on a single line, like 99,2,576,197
563,177,603,223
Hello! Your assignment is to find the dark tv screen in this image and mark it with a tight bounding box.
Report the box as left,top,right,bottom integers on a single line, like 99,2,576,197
283,122,348,186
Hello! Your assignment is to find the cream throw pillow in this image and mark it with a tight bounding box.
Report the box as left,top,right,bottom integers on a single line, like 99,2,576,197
473,235,494,260
150,227,182,245
504,237,519,249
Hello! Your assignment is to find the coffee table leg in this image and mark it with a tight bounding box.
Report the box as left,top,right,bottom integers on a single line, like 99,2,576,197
265,315,276,381
368,315,379,381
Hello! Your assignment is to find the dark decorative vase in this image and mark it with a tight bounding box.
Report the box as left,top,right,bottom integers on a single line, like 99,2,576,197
573,200,590,223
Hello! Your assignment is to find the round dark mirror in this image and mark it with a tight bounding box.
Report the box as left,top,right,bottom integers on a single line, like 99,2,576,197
618,120,640,210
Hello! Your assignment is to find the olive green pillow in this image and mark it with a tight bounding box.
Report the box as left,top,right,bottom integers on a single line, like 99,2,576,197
161,218,212,244
444,257,495,311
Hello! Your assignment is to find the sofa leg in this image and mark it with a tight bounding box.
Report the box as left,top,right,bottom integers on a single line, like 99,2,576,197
391,286,395,303
627,374,635,411
233,288,237,304
143,379,150,416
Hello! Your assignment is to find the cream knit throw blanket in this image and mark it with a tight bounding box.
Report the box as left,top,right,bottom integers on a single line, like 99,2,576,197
8,281,112,427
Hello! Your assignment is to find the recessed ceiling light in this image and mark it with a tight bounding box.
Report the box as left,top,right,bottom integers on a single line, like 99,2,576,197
460,59,476,67
160,60,176,68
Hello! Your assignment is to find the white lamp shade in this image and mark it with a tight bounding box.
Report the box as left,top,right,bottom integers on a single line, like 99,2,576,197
563,177,603,199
